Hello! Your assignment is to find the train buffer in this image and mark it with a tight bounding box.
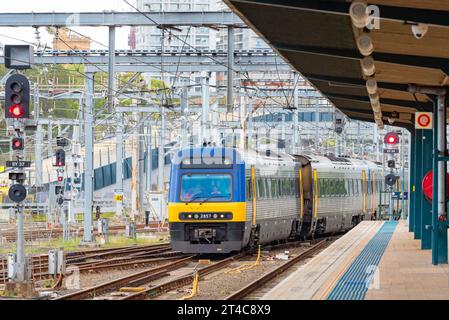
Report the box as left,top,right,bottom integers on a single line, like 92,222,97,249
262,220,449,300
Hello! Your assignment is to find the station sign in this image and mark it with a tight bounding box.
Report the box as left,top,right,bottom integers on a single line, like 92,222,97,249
383,148,399,154
114,194,123,201
415,112,433,129
6,160,31,168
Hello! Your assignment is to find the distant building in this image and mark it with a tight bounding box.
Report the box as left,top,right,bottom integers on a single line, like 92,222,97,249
49,28,91,50
132,0,218,92
216,1,270,51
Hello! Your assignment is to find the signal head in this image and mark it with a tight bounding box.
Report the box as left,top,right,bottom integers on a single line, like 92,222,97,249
384,132,399,145
11,137,24,150
8,184,27,203
55,149,66,167
4,74,30,119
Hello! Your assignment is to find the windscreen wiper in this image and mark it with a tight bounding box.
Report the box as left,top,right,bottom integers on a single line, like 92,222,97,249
199,194,230,204
186,194,206,203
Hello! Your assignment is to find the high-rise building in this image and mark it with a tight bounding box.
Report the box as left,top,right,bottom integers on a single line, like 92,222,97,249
131,0,219,92
132,0,217,51
216,1,270,51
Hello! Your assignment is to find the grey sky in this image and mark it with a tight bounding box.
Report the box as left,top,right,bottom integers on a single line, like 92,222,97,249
0,0,132,49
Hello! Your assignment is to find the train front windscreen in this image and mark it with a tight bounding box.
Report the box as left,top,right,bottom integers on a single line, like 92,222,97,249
180,173,232,202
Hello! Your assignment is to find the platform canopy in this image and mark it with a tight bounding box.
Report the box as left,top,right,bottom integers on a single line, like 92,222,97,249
224,0,449,130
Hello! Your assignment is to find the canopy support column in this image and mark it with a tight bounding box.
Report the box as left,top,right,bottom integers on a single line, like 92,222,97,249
432,96,448,264
409,129,416,232
414,129,423,239
420,129,432,249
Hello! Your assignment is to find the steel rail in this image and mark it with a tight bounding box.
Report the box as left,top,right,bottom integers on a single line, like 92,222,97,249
53,255,195,300
224,240,328,300
120,253,247,300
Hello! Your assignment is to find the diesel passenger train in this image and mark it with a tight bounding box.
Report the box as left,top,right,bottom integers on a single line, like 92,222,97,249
168,147,383,253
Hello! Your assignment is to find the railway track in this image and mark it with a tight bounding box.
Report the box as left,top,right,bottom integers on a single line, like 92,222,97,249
119,252,246,300
53,238,332,300
0,243,172,283
224,240,328,300
54,256,196,300
0,223,168,242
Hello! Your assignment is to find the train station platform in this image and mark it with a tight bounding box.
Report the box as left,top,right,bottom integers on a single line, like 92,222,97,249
263,220,449,300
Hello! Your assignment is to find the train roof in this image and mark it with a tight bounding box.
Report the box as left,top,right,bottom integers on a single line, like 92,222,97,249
172,147,381,169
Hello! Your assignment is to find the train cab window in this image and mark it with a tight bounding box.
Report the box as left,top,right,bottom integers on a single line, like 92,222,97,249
180,173,232,202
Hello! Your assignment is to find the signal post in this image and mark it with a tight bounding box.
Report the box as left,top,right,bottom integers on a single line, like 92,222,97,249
2,46,38,297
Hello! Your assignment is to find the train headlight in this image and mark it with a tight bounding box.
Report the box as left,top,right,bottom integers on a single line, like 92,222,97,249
213,214,218,219
194,214,199,219
220,214,225,218
188,214,192,219
223,158,232,165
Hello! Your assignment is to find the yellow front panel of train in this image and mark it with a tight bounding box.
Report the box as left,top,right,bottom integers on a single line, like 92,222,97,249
168,202,247,222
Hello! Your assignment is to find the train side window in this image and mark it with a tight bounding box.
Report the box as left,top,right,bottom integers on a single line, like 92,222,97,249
246,178,252,200
294,178,299,198
344,179,349,196
284,179,289,196
322,179,328,197
257,178,264,198
318,179,325,197
337,179,343,196
264,179,270,199
271,179,277,198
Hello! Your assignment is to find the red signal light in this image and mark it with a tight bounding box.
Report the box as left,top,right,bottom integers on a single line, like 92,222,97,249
57,176,63,182
384,132,399,145
9,104,24,118
11,137,24,150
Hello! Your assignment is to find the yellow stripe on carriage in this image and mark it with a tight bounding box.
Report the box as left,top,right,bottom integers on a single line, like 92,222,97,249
168,202,247,222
